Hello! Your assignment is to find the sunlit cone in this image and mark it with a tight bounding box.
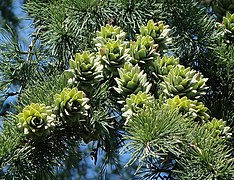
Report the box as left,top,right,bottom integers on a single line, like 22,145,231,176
166,95,210,122
122,91,154,125
153,55,180,80
223,12,234,42
65,51,103,87
114,63,152,97
204,118,231,139
161,65,208,99
54,87,90,123
99,39,130,77
18,103,55,136
94,24,126,47
140,20,171,51
129,35,159,68
213,0,234,22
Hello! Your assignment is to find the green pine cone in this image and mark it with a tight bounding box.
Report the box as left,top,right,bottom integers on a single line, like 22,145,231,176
213,0,234,22
166,95,210,122
140,20,171,51
204,118,231,139
161,65,208,99
18,103,55,136
94,24,126,47
99,39,130,77
54,87,90,123
66,51,103,87
122,91,154,125
223,12,234,42
153,55,180,80
114,63,152,97
129,35,159,68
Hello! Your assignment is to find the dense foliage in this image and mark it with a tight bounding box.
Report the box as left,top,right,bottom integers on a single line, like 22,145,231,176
0,0,234,179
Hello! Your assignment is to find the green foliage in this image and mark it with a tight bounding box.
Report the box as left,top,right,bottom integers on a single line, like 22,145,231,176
178,125,234,179
0,117,22,162
1,81,119,179
19,74,69,107
224,12,234,33
205,43,234,124
162,0,218,70
0,28,33,90
123,104,186,178
124,103,234,179
160,0,234,134
113,0,163,39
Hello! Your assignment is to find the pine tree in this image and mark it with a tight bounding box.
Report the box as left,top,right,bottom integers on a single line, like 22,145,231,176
0,0,234,179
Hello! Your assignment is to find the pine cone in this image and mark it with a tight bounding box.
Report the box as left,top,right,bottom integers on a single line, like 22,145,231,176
140,20,171,51
94,24,126,47
54,88,90,124
223,12,234,42
18,103,55,136
122,91,154,125
153,55,179,80
114,63,152,97
204,118,231,138
161,65,208,99
99,39,130,77
66,51,103,87
129,35,159,68
165,95,210,122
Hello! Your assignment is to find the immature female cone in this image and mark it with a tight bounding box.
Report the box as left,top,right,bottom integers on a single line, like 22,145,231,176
204,118,231,139
153,55,180,80
99,39,130,77
129,35,159,68
161,65,208,99
18,103,55,137
54,87,90,124
140,20,171,51
114,63,151,97
223,12,234,42
65,51,103,87
165,95,210,123
94,24,126,47
122,91,154,125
